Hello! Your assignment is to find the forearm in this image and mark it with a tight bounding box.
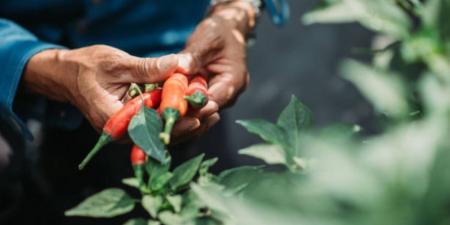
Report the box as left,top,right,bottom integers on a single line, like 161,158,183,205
208,1,258,36
22,49,75,102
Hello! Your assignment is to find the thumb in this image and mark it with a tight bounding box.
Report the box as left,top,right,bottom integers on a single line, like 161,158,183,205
176,53,201,75
127,54,179,83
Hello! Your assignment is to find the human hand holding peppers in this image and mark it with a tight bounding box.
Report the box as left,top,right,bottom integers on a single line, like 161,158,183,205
174,1,256,139
23,45,179,132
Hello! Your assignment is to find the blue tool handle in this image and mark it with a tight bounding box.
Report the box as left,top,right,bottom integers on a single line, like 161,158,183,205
264,0,290,26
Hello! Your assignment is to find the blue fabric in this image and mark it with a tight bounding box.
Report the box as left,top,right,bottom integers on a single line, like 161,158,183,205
0,19,63,140
0,0,209,139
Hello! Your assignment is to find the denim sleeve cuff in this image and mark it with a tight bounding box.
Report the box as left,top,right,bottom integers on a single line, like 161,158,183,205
0,41,63,140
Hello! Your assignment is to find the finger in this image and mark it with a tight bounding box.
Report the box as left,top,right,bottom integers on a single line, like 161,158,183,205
187,100,219,120
171,117,201,138
125,54,179,83
207,73,239,108
175,53,207,75
186,112,221,139
171,113,221,144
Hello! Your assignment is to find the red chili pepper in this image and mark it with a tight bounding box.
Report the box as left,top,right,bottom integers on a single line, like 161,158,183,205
78,88,162,170
130,145,147,166
130,145,146,188
185,74,208,109
158,73,189,144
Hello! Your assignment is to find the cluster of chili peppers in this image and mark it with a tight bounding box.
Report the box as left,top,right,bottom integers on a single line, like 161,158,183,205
78,73,209,172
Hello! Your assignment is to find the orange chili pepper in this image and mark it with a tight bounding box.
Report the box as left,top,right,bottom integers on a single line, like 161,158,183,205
158,73,189,144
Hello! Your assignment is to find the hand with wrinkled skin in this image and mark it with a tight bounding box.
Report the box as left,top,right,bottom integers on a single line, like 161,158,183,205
170,1,257,142
22,1,256,143
23,45,180,132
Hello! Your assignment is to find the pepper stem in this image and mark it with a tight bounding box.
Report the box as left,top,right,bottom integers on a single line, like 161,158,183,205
159,108,180,144
144,83,159,92
128,83,142,98
133,164,145,189
78,133,112,170
184,91,207,108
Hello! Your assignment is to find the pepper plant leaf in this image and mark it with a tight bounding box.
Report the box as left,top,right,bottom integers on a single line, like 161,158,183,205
341,60,409,118
166,195,182,213
277,95,312,158
303,0,411,38
150,172,173,192
158,211,183,225
124,218,155,225
236,119,287,147
420,141,450,220
421,0,450,42
218,166,264,193
65,188,134,218
146,158,171,191
239,144,286,165
128,106,167,163
142,195,163,218
170,154,204,191
122,177,140,189
199,157,218,176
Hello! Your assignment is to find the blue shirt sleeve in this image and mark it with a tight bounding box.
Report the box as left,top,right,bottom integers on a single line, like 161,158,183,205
0,18,63,140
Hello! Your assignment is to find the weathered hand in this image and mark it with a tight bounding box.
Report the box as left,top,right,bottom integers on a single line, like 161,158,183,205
23,45,179,131
170,2,257,141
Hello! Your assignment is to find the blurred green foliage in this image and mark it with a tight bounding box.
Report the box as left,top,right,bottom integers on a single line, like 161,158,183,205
192,0,450,225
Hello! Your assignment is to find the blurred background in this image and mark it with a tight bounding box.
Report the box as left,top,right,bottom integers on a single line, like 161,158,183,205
210,0,376,166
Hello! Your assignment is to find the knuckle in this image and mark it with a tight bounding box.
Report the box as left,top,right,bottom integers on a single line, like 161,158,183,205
143,58,158,74
134,58,150,78
90,44,113,51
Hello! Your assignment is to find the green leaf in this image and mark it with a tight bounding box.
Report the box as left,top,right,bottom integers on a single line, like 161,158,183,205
123,218,147,225
122,177,140,189
151,172,173,192
421,0,450,42
147,158,172,191
420,141,450,221
277,95,312,157
128,107,167,163
170,154,205,191
236,119,287,146
303,0,411,38
194,217,223,225
147,158,170,177
239,144,286,165
148,220,161,225
166,195,182,213
341,60,409,118
218,166,264,193
158,211,183,225
303,0,357,24
292,157,307,170
190,184,229,215
124,218,160,225
142,195,163,218
199,157,218,176
65,188,134,218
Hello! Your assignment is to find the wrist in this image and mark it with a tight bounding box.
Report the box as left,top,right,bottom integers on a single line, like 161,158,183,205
209,1,257,35
22,49,76,102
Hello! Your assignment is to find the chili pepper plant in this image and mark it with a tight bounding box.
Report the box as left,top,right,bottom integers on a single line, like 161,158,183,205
66,0,450,224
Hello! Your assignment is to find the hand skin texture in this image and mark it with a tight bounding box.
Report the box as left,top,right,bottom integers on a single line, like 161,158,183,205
21,2,256,143
23,45,180,132
172,1,256,142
